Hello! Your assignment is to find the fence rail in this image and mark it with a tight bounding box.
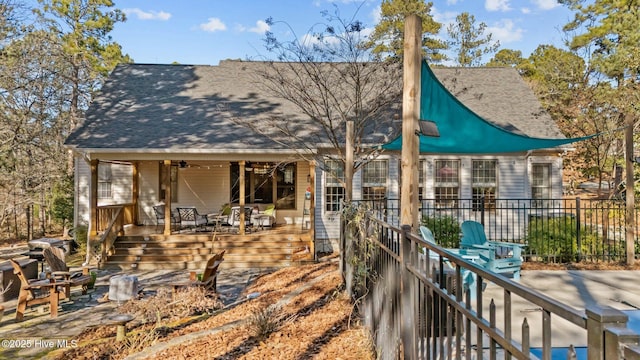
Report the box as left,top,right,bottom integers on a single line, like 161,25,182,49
355,197,639,263
346,213,640,359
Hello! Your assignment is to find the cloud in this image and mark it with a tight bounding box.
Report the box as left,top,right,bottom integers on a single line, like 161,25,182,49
487,19,523,44
446,0,460,4
521,7,531,14
248,20,270,34
123,8,171,21
199,18,227,32
485,0,512,12
531,0,560,10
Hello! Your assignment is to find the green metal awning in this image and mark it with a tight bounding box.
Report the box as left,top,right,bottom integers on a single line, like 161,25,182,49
382,61,593,154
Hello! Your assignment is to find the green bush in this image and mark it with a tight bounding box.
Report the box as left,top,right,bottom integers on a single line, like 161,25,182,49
421,215,461,248
526,216,603,262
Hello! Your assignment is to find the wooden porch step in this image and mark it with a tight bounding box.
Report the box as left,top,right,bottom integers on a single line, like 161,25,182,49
102,227,315,270
113,248,214,256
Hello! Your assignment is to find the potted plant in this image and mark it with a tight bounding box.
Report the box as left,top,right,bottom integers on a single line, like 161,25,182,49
87,271,97,289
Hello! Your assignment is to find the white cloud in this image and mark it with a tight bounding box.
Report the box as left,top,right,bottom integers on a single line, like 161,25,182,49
521,7,532,14
199,18,227,32
370,5,381,24
248,20,270,34
446,0,460,4
487,19,523,44
123,8,171,21
531,0,560,10
485,0,512,12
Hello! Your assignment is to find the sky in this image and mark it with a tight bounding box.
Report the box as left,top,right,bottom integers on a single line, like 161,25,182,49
110,0,575,66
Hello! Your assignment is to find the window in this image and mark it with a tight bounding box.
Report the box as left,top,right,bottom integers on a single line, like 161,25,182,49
275,164,296,210
230,162,296,210
531,163,551,207
325,160,345,212
472,160,497,210
97,163,112,199
362,160,388,201
434,160,459,207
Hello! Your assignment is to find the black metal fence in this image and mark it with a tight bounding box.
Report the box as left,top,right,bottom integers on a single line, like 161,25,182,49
355,197,640,263
347,214,640,359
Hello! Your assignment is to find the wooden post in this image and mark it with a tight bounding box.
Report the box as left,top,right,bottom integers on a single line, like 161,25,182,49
625,112,635,265
89,159,99,238
345,121,354,202
163,160,172,235
239,160,246,235
131,162,139,226
400,14,422,230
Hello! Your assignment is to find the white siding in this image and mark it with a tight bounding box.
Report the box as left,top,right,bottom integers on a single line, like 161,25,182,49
74,158,90,227
497,157,527,199
138,161,160,226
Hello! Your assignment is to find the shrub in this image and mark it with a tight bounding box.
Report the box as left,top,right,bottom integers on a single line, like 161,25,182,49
526,216,602,262
248,305,285,340
421,215,461,248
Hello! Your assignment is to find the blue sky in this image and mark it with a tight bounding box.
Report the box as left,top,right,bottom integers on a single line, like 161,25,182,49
110,0,574,66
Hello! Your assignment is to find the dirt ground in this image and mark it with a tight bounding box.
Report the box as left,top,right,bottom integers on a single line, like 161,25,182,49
47,256,376,360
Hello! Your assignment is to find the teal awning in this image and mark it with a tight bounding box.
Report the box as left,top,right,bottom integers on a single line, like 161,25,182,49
383,61,592,154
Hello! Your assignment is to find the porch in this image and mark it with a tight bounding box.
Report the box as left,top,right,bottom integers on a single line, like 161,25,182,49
87,204,314,270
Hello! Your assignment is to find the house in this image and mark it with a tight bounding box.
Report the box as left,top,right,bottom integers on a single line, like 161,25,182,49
64,60,571,262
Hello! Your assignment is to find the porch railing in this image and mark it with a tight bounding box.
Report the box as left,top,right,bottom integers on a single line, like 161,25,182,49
87,205,128,268
354,197,639,263
346,213,640,359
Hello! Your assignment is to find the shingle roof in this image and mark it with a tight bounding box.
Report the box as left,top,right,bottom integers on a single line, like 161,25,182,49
64,60,563,153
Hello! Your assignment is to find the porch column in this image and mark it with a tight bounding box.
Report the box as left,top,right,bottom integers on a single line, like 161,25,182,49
309,161,316,257
163,160,172,235
239,160,246,235
89,159,98,238
132,162,139,225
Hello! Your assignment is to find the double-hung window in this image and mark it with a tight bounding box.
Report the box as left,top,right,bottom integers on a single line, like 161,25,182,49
434,160,459,207
324,160,345,212
531,163,551,207
472,160,497,210
97,163,112,199
362,160,388,201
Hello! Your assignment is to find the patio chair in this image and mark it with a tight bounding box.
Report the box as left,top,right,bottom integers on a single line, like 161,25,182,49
42,246,91,298
172,250,226,295
419,226,478,293
9,259,69,321
176,207,208,231
226,206,253,232
460,220,525,280
153,205,179,232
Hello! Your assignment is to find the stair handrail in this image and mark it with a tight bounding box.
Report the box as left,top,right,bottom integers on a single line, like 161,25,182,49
88,206,124,268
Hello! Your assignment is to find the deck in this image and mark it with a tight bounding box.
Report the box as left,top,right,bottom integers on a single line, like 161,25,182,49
100,224,315,270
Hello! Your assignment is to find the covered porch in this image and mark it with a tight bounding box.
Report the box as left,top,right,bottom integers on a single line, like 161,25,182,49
81,156,317,269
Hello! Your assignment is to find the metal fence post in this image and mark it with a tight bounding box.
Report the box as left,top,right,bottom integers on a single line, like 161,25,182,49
586,305,629,360
576,197,581,262
401,224,416,359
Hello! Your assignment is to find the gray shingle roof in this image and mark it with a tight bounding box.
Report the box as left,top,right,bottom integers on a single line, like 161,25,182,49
65,60,563,152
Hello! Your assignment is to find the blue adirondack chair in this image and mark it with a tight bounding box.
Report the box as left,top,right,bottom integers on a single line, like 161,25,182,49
460,220,525,280
419,226,479,293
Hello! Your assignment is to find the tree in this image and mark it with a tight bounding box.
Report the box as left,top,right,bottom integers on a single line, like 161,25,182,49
35,0,131,171
486,48,524,68
364,0,447,62
237,8,402,203
559,0,639,264
446,12,499,67
0,0,129,241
